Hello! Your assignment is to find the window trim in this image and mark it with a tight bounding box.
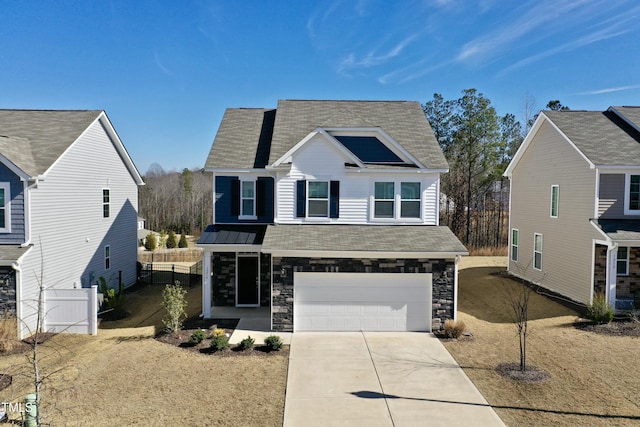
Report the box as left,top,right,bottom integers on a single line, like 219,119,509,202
624,174,640,215
550,185,559,218
102,188,110,219
0,183,10,233
400,182,421,219
617,246,629,276
239,180,257,219
533,233,543,271
511,228,519,262
372,180,423,221
306,180,330,218
105,245,111,270
373,181,395,219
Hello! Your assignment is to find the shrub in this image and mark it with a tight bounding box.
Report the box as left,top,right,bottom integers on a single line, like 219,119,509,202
178,233,188,248
98,276,124,312
212,328,226,338
144,232,157,251
188,328,207,345
159,230,168,248
162,282,188,333
210,335,229,351
238,335,255,351
443,319,467,339
166,231,177,249
587,294,614,324
264,335,283,351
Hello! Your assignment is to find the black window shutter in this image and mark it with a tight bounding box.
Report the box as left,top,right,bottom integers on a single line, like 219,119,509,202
256,178,267,217
330,181,340,218
296,180,306,217
230,179,240,216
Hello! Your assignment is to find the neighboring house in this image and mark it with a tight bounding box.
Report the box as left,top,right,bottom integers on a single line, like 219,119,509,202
0,110,144,337
505,106,640,310
198,100,467,332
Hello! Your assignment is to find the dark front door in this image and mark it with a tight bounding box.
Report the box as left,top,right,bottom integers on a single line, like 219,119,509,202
237,256,259,306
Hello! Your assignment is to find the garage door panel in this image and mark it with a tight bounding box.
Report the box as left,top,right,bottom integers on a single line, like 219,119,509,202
294,272,432,332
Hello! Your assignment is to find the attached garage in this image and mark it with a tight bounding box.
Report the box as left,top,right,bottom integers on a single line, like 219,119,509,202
294,272,432,332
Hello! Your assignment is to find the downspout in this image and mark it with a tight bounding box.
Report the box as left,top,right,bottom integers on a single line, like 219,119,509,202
605,242,618,309
11,262,22,339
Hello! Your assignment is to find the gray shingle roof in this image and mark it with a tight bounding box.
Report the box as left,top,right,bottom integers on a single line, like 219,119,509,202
544,109,640,166
0,109,102,176
262,224,468,254
0,245,32,264
206,100,448,170
197,225,267,245
612,106,640,132
594,219,640,242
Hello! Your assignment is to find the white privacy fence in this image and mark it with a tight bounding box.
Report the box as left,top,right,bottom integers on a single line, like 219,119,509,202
42,285,98,334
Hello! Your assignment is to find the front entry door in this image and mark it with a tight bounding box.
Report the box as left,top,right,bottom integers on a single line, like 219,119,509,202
237,255,259,306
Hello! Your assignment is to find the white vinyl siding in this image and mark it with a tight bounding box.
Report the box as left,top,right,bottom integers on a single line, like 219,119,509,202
511,229,519,262
550,185,559,218
617,246,629,276
18,119,139,337
275,133,440,225
533,233,543,270
0,183,10,232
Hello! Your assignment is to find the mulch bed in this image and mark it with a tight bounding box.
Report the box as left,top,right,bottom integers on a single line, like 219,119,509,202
495,362,550,383
155,317,289,357
0,374,11,391
574,318,640,337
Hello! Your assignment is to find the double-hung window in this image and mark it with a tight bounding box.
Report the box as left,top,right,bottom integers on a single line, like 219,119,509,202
0,183,9,232
550,185,559,218
240,181,255,217
374,182,395,218
533,233,543,270
105,245,111,270
629,175,640,212
307,181,329,217
511,229,519,262
102,189,110,218
617,246,629,276
400,182,421,218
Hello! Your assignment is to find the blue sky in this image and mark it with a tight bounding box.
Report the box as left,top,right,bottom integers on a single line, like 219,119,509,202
2,0,639,174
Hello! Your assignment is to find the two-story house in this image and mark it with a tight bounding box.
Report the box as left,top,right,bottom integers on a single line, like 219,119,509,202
198,100,467,332
505,106,640,310
0,109,144,337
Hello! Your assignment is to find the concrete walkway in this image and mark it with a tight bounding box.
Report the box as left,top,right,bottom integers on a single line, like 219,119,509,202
284,332,505,427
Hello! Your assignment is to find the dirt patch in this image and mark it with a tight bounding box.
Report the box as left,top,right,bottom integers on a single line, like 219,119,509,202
574,319,640,337
442,265,640,427
495,363,550,383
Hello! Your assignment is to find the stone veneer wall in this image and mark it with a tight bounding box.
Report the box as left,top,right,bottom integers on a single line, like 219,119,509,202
211,252,271,307
271,257,455,332
0,268,17,317
593,245,640,298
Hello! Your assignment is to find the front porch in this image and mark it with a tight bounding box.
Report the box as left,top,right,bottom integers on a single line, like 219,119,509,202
594,243,640,311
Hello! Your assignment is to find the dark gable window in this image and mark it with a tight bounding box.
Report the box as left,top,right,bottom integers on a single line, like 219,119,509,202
102,189,110,218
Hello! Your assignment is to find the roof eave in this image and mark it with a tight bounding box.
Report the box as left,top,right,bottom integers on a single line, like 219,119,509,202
261,249,468,258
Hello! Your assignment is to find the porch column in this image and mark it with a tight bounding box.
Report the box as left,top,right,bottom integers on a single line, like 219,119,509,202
202,251,212,318
606,244,618,308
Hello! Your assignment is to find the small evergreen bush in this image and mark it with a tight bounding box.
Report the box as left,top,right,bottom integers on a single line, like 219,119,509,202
264,335,283,351
210,335,229,351
587,294,614,324
238,335,255,351
166,230,177,249
144,232,157,251
178,233,188,248
443,319,467,339
212,328,226,338
188,328,207,345
162,282,187,333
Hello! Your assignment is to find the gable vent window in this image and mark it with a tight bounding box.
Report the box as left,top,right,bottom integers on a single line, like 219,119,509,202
102,189,110,218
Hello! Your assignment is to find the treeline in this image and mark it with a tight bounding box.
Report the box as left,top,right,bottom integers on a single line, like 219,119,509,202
139,164,213,235
424,89,567,249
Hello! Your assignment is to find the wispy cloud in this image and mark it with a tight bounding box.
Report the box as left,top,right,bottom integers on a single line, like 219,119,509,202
338,33,420,76
574,85,640,95
154,51,172,76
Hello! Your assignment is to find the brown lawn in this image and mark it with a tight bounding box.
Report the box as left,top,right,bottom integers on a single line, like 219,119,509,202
445,264,640,427
0,282,288,426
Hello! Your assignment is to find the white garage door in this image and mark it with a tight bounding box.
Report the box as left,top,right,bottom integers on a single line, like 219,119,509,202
294,272,432,332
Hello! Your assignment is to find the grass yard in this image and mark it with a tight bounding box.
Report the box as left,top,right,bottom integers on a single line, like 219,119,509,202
445,265,640,427
0,282,288,426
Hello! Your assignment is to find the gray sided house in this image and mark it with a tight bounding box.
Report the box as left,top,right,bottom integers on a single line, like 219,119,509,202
505,106,640,310
0,110,144,337
198,100,467,332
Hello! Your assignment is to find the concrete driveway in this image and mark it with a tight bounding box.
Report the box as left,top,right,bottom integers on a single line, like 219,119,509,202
284,332,505,427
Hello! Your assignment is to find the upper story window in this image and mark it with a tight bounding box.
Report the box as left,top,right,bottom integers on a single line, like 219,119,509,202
102,189,110,218
550,185,559,218
629,175,640,211
296,179,339,219
533,233,543,271
511,229,519,262
373,181,421,220
241,181,256,218
0,183,10,233
617,246,629,276
105,245,111,270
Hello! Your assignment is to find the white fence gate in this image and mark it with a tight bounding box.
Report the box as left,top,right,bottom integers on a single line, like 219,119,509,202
43,285,98,334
